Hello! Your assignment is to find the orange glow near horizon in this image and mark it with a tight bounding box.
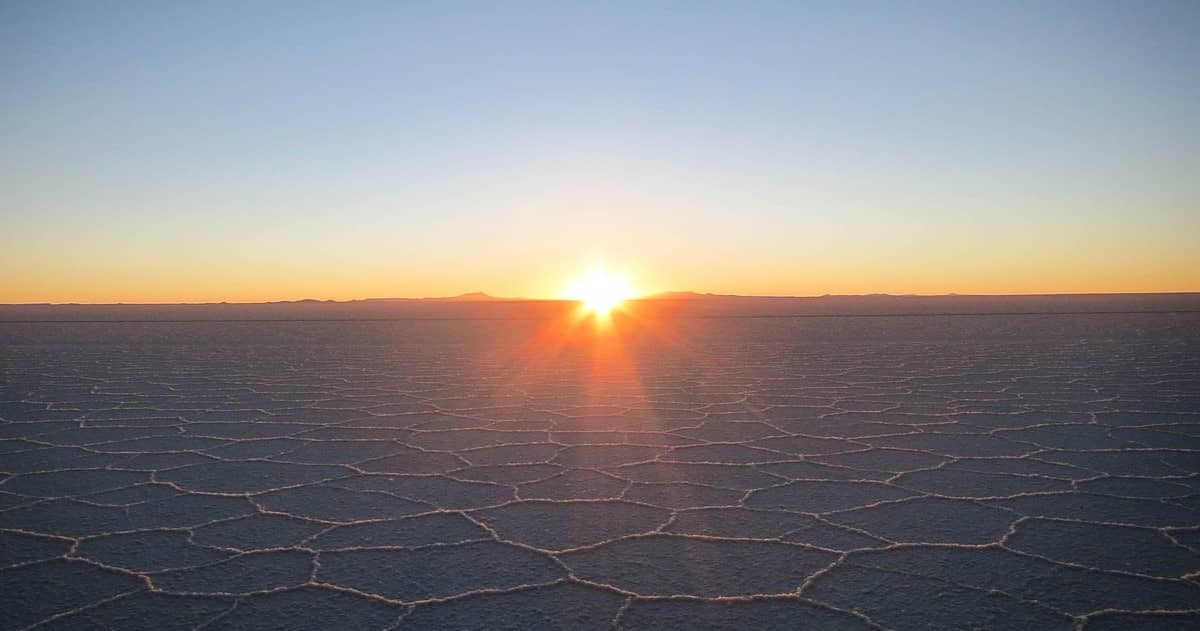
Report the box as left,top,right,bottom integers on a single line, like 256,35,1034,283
2,248,1199,304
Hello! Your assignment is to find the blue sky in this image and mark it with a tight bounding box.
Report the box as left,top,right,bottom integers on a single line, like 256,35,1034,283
2,1,1197,301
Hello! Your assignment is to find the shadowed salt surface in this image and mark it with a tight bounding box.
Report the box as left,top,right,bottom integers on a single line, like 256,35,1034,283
1,313,1199,629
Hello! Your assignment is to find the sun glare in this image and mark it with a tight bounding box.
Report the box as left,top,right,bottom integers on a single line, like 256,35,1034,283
565,267,637,316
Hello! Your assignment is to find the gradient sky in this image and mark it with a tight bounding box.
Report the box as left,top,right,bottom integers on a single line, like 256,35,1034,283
2,1,1198,302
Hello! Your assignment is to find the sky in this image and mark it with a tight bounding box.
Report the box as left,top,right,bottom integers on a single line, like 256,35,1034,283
2,1,1198,303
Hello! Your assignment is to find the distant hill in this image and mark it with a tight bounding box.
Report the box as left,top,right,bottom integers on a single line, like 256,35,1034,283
362,292,516,302
643,291,726,300
433,292,509,301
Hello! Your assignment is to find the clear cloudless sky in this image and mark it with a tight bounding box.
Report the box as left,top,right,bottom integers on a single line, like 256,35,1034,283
2,1,1198,302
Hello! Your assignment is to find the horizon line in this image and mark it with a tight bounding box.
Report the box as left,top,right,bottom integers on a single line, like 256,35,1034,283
4,289,1200,307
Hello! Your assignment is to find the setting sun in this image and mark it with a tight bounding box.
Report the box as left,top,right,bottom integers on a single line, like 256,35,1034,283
564,267,637,316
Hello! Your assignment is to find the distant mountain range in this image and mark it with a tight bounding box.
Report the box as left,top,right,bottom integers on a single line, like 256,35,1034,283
360,292,516,302
2,292,1198,321
281,292,518,303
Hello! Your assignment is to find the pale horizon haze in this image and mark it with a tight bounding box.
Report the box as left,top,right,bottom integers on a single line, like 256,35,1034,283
2,1,1198,303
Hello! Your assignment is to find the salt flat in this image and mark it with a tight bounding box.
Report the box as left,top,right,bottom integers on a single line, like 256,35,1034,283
1,313,1199,630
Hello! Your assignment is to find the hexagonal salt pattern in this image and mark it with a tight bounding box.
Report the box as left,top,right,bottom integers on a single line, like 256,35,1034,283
1,314,1199,629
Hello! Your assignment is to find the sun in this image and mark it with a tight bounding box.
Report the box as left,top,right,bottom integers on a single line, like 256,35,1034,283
564,267,637,316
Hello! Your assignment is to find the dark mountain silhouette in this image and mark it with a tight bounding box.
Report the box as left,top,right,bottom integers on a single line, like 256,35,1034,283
361,292,516,302
2,292,1198,322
